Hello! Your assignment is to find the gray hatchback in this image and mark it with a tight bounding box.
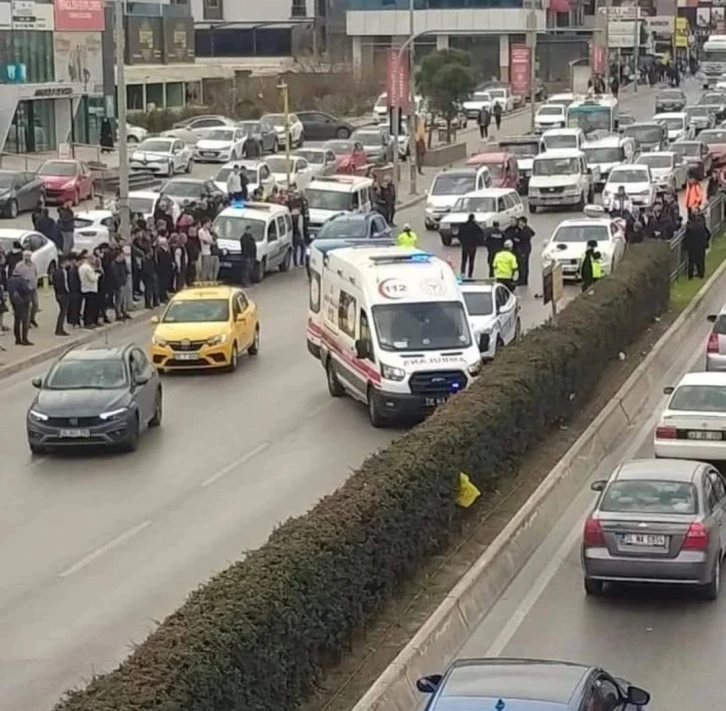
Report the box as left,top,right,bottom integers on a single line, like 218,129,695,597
706,308,726,371
582,458,726,599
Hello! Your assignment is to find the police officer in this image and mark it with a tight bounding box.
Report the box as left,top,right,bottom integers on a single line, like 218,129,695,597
482,220,504,277
514,216,534,287
580,240,602,292
396,223,418,248
683,207,710,279
492,239,518,292
458,213,483,278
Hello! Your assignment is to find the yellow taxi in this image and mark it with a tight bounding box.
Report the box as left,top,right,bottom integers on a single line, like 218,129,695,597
150,283,259,373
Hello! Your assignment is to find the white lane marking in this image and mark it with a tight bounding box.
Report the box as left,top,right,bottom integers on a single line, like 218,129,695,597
485,342,708,655
59,520,152,579
201,442,270,488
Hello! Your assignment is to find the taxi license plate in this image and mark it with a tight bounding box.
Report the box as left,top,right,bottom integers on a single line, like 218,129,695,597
220,261,233,268
176,353,199,361
59,429,90,438
687,431,722,440
425,397,448,407
621,534,667,547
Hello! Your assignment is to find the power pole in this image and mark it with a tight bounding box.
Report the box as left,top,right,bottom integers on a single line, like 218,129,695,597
278,81,291,186
407,0,417,196
114,0,130,242
527,2,537,133
604,0,612,91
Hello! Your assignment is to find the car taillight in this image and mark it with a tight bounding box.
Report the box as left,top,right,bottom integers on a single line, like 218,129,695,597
655,425,677,439
583,518,606,547
683,521,709,551
708,332,720,354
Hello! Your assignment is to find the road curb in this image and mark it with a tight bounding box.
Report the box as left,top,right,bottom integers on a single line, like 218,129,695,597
349,254,726,711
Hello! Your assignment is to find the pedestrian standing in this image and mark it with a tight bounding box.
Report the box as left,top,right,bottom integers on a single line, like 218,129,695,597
684,207,710,279
7,267,33,346
514,216,534,287
482,221,504,277
57,202,75,255
0,249,8,333
458,214,483,279
477,107,490,140
185,226,201,286
684,176,704,211
155,237,174,302
380,177,396,226
111,248,132,320
52,255,71,336
198,219,215,280
239,166,250,200
239,226,257,286
141,248,159,309
289,189,305,268
79,254,100,328
492,239,518,292
493,103,502,133
67,253,82,327
226,165,243,202
171,234,187,292
14,251,38,327
415,135,426,175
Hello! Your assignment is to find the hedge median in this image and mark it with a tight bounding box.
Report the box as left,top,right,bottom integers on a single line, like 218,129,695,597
55,242,671,711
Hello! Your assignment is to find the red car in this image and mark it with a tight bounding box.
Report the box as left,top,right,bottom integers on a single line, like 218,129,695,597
699,129,726,169
323,139,368,174
465,152,520,189
37,159,95,205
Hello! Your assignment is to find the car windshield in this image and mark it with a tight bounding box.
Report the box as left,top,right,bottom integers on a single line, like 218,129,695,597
538,106,563,116
129,196,154,214
686,107,709,117
0,173,20,188
669,384,726,412
533,158,578,176
499,142,538,158
552,225,608,243
567,109,611,132
45,359,128,390
453,197,497,213
584,146,623,163
637,154,672,169
549,97,573,106
625,125,663,142
295,149,324,164
214,215,266,242
38,161,76,176
374,94,387,108
431,174,476,195
161,180,204,197
700,130,726,145
215,166,259,184
137,140,172,153
471,92,490,101
326,141,355,155
609,168,649,183
265,114,286,127
318,218,367,239
489,89,505,98
463,291,493,316
354,132,380,144
657,117,685,131
673,143,700,157
266,156,295,173
205,128,235,141
372,301,472,352
162,298,230,323
306,189,352,211
600,480,698,515
658,91,684,101
543,135,577,150
237,122,260,135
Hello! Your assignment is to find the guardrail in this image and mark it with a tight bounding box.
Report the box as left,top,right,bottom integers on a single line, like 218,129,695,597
669,194,725,281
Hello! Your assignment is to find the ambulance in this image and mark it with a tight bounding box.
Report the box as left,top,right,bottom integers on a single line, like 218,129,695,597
307,246,483,427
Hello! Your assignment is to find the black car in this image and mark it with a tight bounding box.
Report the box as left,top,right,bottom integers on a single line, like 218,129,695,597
26,345,162,454
159,177,226,209
297,111,355,141
0,170,44,218
655,88,686,113
236,119,278,153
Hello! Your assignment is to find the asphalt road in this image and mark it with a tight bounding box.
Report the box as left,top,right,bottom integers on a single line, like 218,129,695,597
0,83,683,711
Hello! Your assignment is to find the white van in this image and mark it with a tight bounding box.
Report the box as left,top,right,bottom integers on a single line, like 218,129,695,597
528,149,598,213
214,201,294,282
306,175,374,237
540,127,586,152
307,246,483,427
425,166,492,229
582,135,637,189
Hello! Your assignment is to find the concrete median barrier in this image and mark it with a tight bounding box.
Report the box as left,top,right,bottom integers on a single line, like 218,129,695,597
422,142,468,168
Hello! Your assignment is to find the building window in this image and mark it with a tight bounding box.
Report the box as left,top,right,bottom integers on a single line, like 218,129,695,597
0,30,54,83
203,0,223,20
291,0,307,17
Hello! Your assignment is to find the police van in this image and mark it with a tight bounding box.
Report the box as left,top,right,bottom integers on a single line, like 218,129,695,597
305,175,375,237
307,246,483,427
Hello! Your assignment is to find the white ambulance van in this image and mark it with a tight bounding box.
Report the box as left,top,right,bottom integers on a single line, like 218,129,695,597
307,246,483,427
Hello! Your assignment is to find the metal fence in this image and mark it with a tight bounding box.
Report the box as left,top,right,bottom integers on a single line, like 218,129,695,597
669,194,726,282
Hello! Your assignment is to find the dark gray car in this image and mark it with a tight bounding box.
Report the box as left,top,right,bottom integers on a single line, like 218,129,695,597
582,458,726,599
0,170,45,218
26,344,162,454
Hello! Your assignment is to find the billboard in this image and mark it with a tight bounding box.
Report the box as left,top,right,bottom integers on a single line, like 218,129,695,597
162,16,194,63
385,49,409,110
54,31,102,93
54,0,104,32
590,43,606,74
125,15,162,65
509,45,530,95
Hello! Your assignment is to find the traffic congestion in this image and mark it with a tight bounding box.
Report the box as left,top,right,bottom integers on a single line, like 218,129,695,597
2,68,726,710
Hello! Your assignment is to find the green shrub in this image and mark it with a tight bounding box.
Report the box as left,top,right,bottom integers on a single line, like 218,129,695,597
128,107,215,133
55,242,670,711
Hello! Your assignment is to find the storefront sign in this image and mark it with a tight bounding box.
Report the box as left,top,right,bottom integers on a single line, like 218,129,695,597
34,86,73,97
125,15,163,65
0,3,11,30
11,0,53,30
509,45,530,95
675,17,689,47
54,32,103,93
54,0,104,32
644,15,674,38
607,6,639,20
608,21,637,48
162,16,194,63
385,49,409,110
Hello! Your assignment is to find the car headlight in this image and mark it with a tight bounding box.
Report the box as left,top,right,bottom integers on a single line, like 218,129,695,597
152,336,168,346
99,408,127,421
61,182,74,190
207,334,228,346
468,360,483,376
380,363,405,381
29,409,48,422
638,189,652,195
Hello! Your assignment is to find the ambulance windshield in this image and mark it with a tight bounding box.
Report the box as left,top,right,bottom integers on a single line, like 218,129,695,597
372,301,472,351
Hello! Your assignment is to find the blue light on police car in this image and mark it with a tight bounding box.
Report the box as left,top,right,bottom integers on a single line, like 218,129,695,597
495,700,506,711
407,252,433,262
450,382,461,392
231,199,247,208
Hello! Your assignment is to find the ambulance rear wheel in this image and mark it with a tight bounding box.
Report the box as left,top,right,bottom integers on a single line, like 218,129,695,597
367,387,386,428
326,359,344,397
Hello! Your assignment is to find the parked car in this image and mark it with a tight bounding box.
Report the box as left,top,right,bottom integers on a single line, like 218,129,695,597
194,126,248,163
36,159,94,205
698,128,726,168
684,105,717,134
160,127,199,147
172,114,235,138
128,190,180,223
0,228,58,284
212,160,276,197
130,137,194,177
262,113,305,148
315,212,392,242
698,91,726,121
706,305,726,371
672,140,713,179
236,119,278,153
351,127,394,164
297,110,355,140
125,123,148,143
0,169,45,218
73,210,117,251
265,154,313,190
465,152,520,189
323,139,368,173
293,147,338,178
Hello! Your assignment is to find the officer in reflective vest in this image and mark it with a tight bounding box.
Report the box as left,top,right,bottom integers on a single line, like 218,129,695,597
580,239,602,292
396,223,418,248
492,239,518,292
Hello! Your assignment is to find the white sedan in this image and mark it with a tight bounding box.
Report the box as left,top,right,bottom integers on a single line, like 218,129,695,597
542,214,626,280
125,123,147,144
73,210,117,251
129,137,194,177
602,164,656,210
194,126,248,163
262,113,305,148
213,160,277,197
265,154,313,190
654,112,694,143
0,228,58,284
460,280,521,359
655,372,726,460
636,151,688,191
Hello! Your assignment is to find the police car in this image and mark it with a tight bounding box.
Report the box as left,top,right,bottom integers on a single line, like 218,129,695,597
459,279,521,359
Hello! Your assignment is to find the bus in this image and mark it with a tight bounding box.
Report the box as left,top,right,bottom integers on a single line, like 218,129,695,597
566,96,619,135
700,35,726,88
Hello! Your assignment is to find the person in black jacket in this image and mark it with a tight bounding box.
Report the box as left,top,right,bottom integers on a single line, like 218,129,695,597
57,202,75,255
52,255,71,336
683,208,711,279
154,237,174,303
6,241,22,275
239,225,257,286
7,267,33,345
514,216,535,286
645,203,675,241
110,249,131,320
67,253,83,328
31,200,44,230
35,207,57,245
707,169,721,199
482,221,504,277
141,247,159,309
458,214,484,278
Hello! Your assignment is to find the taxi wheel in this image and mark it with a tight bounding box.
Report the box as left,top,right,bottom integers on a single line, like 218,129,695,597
227,343,239,372
326,359,344,397
248,326,260,355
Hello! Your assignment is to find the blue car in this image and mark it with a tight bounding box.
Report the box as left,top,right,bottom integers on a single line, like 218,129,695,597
315,212,392,241
417,658,650,711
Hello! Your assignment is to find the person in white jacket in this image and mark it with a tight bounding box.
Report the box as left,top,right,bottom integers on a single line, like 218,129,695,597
78,254,100,328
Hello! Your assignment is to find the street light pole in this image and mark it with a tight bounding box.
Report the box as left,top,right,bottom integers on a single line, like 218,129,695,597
604,0,611,92
278,81,291,186
114,0,130,242
527,1,537,133
407,0,417,196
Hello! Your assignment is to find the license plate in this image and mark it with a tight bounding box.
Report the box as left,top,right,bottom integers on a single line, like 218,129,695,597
687,430,723,440
176,353,199,361
220,261,233,268
59,429,90,438
425,397,448,407
202,152,215,156
621,534,667,547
